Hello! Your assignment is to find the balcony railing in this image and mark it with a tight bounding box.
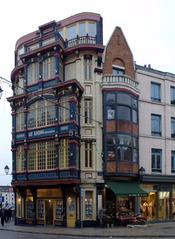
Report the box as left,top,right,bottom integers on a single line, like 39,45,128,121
65,35,96,48
102,75,139,91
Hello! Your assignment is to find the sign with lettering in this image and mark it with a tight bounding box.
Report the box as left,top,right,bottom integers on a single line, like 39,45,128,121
28,127,56,139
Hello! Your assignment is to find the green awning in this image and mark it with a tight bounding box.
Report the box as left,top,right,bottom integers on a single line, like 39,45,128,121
107,181,148,197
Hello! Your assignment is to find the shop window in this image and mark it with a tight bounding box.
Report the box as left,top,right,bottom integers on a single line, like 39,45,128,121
84,99,93,124
171,117,175,138
171,151,175,173
26,197,34,219
151,148,162,172
27,62,39,85
16,107,25,131
85,141,93,168
55,200,64,220
151,82,161,102
59,139,69,169
37,199,44,219
16,194,23,218
59,96,70,123
85,191,93,220
16,145,25,172
151,114,161,136
42,57,55,80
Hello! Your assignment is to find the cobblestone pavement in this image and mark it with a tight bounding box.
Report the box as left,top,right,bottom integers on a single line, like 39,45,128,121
1,221,175,238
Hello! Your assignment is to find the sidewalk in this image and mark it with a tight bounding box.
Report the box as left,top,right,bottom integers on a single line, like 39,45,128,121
1,221,175,237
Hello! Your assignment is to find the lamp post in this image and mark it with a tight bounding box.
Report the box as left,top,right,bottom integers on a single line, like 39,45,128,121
0,165,10,209
4,165,10,175
0,86,3,99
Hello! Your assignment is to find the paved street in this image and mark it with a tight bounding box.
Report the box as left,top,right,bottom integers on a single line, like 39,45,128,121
1,221,175,238
1,231,175,239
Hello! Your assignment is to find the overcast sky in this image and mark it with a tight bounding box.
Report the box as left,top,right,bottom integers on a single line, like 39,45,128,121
0,0,174,185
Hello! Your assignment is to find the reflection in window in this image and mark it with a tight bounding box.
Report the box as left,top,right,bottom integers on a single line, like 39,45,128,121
151,148,162,172
117,106,131,121
67,25,76,40
171,151,175,173
79,22,86,36
27,62,39,85
151,82,161,102
106,93,115,105
107,106,115,120
117,93,131,106
88,22,96,36
42,57,55,80
112,67,125,76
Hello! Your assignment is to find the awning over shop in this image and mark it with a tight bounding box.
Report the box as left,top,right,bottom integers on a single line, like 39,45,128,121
107,181,148,197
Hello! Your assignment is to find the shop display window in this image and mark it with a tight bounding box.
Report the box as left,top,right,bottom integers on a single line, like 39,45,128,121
85,191,93,219
26,197,34,219
56,199,63,220
140,192,156,221
37,199,44,219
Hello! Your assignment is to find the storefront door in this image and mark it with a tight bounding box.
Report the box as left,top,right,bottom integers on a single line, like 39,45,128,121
45,200,53,225
66,196,76,227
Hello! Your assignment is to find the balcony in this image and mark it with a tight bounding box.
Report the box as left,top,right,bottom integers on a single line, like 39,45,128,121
65,35,96,48
102,75,140,93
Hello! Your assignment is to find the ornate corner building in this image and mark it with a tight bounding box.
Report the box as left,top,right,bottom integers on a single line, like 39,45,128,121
8,12,175,227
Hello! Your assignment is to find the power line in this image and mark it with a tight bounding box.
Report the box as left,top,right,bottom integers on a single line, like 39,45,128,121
0,75,102,125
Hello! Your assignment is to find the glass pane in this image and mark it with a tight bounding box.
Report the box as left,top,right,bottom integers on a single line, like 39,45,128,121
151,83,160,101
117,93,131,106
106,93,115,105
79,22,86,36
107,106,115,120
132,109,138,123
117,134,132,146
67,25,76,40
106,135,116,145
117,106,131,121
88,22,96,36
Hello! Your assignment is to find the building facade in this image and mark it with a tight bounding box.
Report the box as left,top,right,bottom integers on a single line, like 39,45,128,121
0,186,14,209
8,12,175,227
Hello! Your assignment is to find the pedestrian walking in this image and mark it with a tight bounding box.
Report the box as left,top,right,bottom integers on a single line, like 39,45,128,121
1,209,5,226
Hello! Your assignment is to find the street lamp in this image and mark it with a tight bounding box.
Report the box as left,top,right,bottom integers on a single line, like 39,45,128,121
0,86,3,99
4,165,10,175
139,166,145,181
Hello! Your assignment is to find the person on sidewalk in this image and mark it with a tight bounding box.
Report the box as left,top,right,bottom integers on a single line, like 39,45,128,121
1,209,5,226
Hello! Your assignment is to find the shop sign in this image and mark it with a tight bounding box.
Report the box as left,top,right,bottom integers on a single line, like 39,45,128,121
28,127,55,138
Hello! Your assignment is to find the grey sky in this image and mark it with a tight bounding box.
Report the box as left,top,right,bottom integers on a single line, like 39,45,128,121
0,0,174,185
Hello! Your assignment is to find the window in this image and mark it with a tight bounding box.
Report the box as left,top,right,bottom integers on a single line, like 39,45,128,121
151,114,161,136
27,62,39,85
16,145,25,172
27,100,56,128
15,75,24,95
79,22,86,36
85,141,93,168
112,66,125,76
117,106,131,121
84,57,92,80
67,25,76,40
27,141,56,171
59,139,69,169
84,99,93,124
171,151,175,173
171,117,175,138
117,93,131,106
107,105,115,120
59,96,70,123
171,86,175,104
116,134,132,162
106,93,115,105
88,22,96,37
151,148,162,172
151,82,161,102
16,107,25,131
85,191,93,219
42,57,55,80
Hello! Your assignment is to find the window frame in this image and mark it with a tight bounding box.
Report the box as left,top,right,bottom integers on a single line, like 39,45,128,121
151,114,161,136
151,148,162,173
151,82,161,102
85,141,93,168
